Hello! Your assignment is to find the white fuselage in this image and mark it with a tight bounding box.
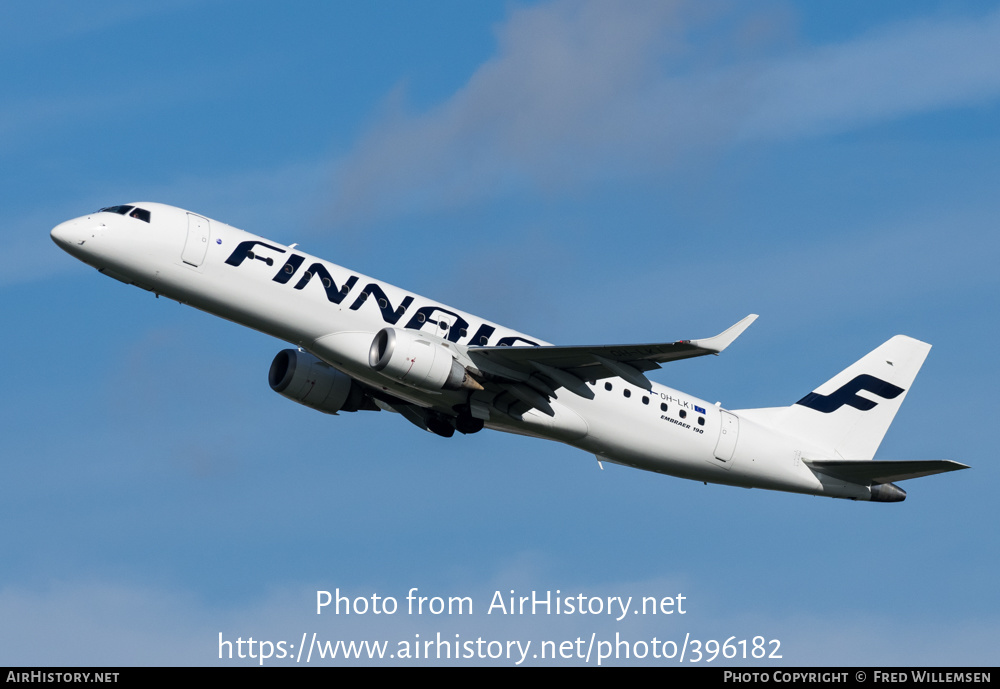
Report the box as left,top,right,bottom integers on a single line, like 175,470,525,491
50,203,870,501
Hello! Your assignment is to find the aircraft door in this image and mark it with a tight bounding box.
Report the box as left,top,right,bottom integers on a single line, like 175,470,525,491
182,213,211,267
711,410,739,468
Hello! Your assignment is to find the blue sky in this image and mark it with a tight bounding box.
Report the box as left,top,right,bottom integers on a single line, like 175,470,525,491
1,0,997,666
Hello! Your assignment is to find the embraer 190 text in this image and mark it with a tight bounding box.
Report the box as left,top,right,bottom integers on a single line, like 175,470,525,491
51,203,967,502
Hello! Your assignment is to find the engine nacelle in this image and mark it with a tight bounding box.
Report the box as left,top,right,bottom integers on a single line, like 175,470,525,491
269,349,370,414
369,327,481,391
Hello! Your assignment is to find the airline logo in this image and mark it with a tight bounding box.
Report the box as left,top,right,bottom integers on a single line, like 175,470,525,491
795,374,904,413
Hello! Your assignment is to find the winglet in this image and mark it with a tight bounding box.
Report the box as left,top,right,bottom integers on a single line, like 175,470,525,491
688,314,758,354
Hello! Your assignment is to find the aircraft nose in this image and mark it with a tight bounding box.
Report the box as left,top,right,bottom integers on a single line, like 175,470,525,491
50,218,85,252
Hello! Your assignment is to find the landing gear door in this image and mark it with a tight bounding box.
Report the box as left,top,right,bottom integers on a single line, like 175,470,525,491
182,213,211,267
710,410,739,469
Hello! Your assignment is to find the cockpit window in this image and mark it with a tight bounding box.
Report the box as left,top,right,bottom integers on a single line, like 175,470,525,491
95,205,151,223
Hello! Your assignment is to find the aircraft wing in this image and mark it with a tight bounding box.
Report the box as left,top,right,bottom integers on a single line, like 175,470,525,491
804,459,969,484
467,315,758,402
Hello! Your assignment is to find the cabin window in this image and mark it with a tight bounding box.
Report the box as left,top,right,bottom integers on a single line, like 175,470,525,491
660,403,667,412
679,409,687,419
623,389,631,398
604,382,613,391
698,416,705,426
642,396,649,405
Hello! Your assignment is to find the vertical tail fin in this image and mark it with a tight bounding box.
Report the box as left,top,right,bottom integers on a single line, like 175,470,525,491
740,335,931,459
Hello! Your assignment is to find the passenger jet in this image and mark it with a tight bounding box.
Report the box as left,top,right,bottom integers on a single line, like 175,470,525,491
50,203,966,502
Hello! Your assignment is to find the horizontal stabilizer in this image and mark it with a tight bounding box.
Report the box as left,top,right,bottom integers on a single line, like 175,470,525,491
805,459,968,484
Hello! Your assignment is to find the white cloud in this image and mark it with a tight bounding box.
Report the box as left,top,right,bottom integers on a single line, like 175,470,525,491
329,0,698,222
739,8,1000,139
329,1,1000,224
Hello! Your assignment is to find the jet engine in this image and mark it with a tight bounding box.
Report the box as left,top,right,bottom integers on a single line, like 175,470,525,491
369,327,482,391
269,349,372,414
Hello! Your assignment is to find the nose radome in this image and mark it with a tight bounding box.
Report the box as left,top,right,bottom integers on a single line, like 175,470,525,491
50,219,81,250
49,218,90,253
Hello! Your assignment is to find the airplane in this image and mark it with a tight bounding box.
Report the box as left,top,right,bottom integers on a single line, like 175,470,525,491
50,202,967,502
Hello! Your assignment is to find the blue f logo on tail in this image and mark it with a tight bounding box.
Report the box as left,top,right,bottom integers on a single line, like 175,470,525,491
795,374,904,413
